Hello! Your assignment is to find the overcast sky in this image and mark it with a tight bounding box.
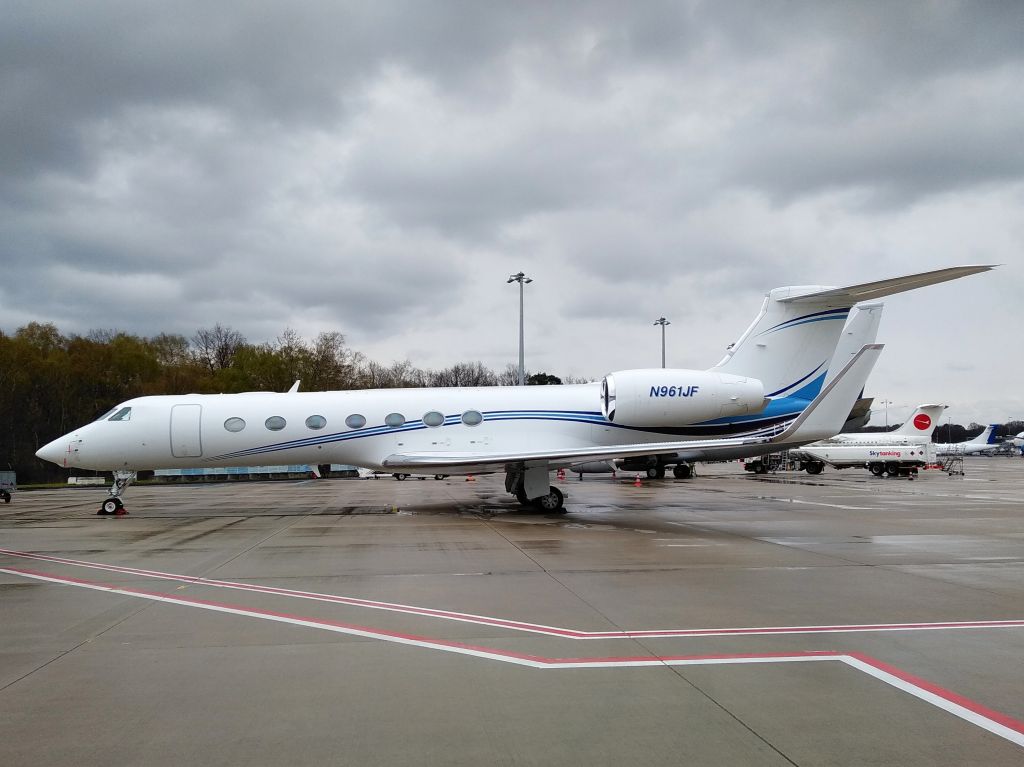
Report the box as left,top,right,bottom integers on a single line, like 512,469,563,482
2,1,1021,425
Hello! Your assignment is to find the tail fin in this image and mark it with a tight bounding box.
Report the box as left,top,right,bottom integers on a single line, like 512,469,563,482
979,425,999,445
823,304,883,388
711,265,994,402
891,404,947,436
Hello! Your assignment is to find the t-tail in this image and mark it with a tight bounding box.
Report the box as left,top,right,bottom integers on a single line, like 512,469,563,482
890,404,947,437
709,266,994,425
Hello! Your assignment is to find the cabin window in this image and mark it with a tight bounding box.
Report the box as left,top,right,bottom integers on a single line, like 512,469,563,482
345,414,366,429
224,417,246,433
461,410,483,426
305,415,327,430
108,407,132,422
423,411,444,427
265,416,286,431
385,413,406,428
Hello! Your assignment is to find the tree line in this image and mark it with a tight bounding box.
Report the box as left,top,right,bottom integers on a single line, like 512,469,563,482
0,322,584,482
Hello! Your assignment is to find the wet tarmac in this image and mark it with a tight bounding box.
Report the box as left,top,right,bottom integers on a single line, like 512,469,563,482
2,458,1023,765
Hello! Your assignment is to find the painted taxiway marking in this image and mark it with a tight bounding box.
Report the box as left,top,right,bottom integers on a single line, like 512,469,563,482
2,563,1023,748
786,499,874,510
3,548,1024,640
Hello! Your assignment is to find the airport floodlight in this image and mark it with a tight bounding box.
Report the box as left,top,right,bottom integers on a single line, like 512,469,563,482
508,272,532,385
653,317,671,368
878,399,894,429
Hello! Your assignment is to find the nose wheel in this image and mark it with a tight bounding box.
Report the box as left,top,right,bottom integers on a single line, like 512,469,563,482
97,470,135,516
98,498,126,516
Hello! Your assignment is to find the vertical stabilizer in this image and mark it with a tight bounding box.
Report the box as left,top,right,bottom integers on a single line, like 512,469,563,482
823,303,883,388
976,425,999,446
711,285,854,402
891,404,947,437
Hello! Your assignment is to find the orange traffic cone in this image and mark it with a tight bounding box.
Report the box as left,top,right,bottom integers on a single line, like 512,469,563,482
633,474,642,487
557,468,565,481
465,474,475,482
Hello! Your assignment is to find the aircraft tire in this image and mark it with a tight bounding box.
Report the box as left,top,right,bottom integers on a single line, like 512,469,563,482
646,467,660,479
98,498,122,515
533,486,565,513
673,464,692,479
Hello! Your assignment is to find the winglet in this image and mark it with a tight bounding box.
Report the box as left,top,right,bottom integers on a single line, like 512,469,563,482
779,265,996,304
770,344,884,444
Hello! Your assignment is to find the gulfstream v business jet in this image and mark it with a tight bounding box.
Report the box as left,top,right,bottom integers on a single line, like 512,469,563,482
35,266,993,514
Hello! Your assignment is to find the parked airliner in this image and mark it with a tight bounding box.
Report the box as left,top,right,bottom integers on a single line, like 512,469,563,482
35,266,993,514
790,403,946,475
934,424,1002,456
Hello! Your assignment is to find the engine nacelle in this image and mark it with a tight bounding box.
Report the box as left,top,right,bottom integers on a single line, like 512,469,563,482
600,369,765,427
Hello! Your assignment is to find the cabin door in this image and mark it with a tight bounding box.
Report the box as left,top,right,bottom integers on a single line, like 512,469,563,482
170,404,203,458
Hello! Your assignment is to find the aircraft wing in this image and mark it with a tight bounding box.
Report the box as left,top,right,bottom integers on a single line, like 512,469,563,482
383,434,773,470
383,345,883,471
779,265,996,304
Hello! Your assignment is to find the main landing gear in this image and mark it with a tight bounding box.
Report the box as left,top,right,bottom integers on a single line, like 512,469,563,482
507,466,566,513
98,470,135,515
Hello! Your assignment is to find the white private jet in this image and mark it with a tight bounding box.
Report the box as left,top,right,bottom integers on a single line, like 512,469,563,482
934,424,1002,456
35,266,993,515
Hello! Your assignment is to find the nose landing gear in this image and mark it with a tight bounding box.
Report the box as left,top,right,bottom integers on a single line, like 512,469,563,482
97,470,136,516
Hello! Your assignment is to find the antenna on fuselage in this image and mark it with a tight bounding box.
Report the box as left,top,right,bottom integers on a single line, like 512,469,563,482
288,380,301,393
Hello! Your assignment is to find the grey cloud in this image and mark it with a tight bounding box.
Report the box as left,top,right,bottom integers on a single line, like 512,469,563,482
0,2,1021,425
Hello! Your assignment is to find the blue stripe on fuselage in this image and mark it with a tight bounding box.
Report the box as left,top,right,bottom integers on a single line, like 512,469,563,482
758,307,849,336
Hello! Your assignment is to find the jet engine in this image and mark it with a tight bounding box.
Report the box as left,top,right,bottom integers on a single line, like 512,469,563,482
600,369,766,427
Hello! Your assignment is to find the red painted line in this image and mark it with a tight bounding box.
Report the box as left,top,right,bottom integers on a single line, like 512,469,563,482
1,565,554,664
6,563,1024,747
4,548,1024,640
847,652,1024,737
0,566,854,667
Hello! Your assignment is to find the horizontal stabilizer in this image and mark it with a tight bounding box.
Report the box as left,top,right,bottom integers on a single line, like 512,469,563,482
779,265,996,304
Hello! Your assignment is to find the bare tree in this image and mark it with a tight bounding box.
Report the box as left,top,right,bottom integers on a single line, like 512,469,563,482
191,325,246,371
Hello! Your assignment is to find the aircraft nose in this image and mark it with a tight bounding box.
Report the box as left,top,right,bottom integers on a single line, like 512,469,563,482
36,437,69,466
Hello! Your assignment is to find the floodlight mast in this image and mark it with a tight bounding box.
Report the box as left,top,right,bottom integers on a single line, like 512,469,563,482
507,272,533,385
653,317,671,368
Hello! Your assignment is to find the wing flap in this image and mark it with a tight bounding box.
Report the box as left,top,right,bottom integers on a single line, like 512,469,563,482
382,434,772,470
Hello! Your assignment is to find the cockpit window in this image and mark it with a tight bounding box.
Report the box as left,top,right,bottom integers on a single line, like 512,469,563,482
95,408,118,422
108,407,132,422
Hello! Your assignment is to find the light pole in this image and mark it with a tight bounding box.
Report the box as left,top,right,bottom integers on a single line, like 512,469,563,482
879,399,893,429
653,317,670,368
507,272,532,385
